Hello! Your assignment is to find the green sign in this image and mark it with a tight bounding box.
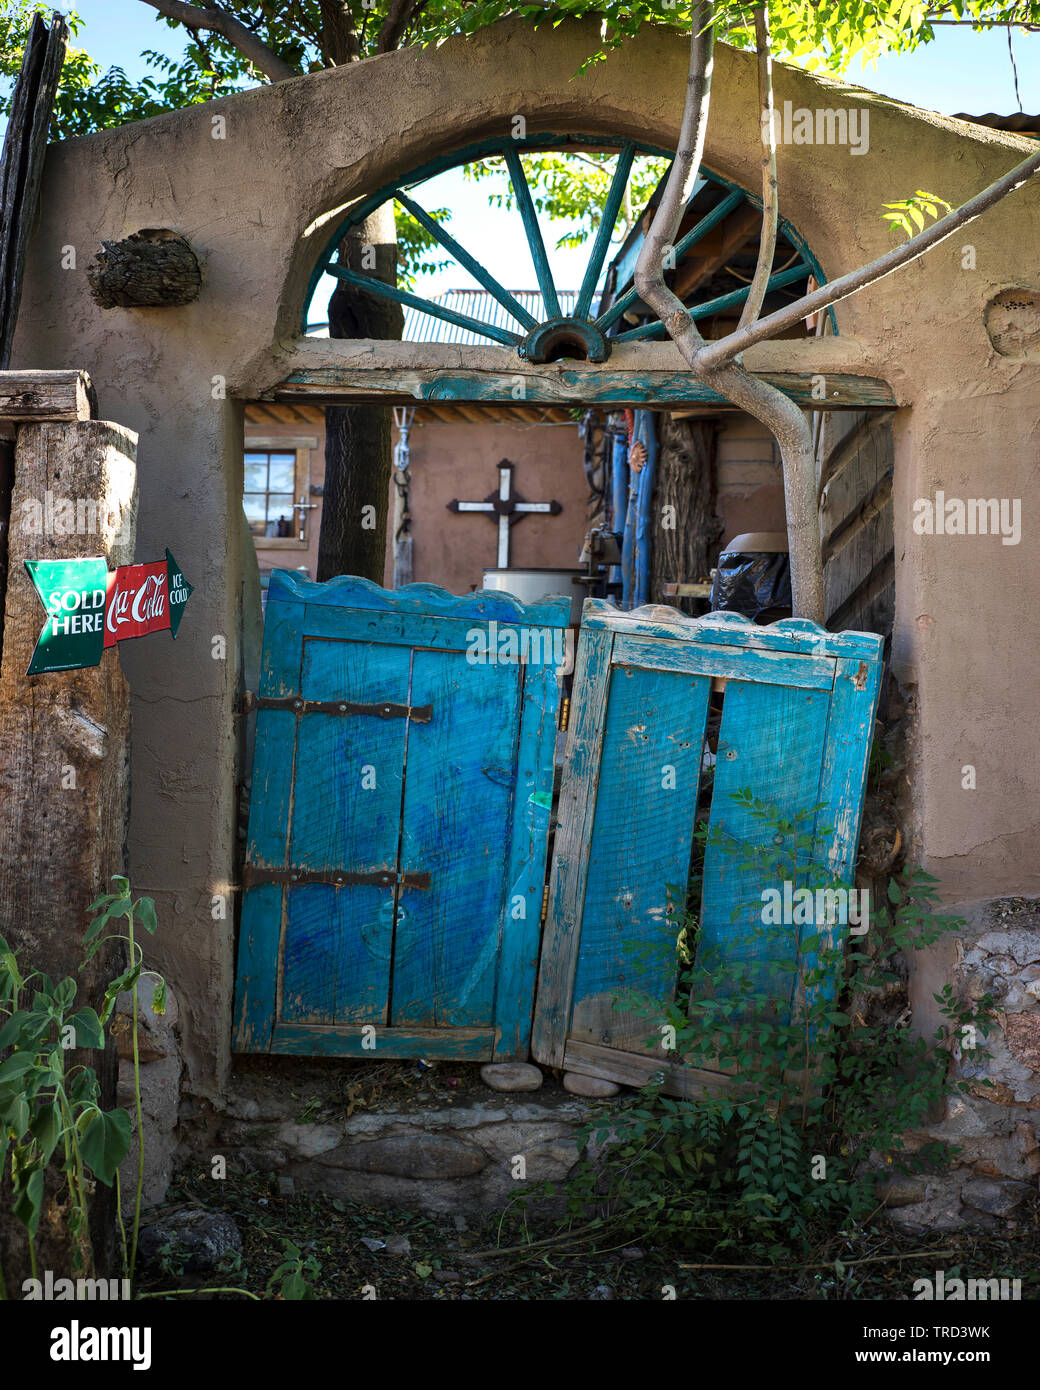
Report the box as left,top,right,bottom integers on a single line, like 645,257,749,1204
25,557,109,675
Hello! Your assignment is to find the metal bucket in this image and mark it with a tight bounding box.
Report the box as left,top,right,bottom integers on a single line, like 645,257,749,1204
481,567,586,625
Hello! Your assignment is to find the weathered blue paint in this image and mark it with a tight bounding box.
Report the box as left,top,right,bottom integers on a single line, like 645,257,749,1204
531,604,883,1080
394,190,539,330
232,573,568,1059
503,146,561,321
327,264,522,348
609,430,628,533
632,410,657,608
575,140,636,320
277,368,896,411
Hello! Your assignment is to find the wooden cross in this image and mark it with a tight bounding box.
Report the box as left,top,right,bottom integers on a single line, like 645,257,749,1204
447,459,562,568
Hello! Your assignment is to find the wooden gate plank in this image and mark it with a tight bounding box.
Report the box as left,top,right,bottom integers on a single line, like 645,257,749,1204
613,632,835,688
233,600,304,1050
392,646,522,1028
282,637,411,1025
532,628,615,1067
696,680,833,1020
494,653,562,1058
570,663,711,1052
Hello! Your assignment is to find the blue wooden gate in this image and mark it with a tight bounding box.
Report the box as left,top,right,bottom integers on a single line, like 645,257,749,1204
532,602,883,1092
233,573,568,1060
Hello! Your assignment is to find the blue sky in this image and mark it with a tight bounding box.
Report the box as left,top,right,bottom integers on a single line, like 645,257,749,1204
13,5,1040,315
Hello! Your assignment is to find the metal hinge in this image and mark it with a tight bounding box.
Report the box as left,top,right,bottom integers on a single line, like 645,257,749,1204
243,694,432,721
242,864,431,890
540,882,551,924
558,697,570,732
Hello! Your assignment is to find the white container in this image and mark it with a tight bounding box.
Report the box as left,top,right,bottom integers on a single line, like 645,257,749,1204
481,567,586,625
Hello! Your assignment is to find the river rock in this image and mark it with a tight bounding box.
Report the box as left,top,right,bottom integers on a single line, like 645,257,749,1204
480,1062,544,1093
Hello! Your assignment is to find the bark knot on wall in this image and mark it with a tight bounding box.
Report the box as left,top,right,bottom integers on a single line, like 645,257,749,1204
88,229,202,309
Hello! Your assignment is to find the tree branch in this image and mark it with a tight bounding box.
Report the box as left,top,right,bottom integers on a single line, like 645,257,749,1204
633,4,824,623
317,0,360,63
377,0,418,54
138,0,298,81
736,5,777,332
697,141,1040,370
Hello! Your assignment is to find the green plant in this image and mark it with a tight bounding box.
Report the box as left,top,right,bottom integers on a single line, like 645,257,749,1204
82,877,165,1282
0,875,165,1296
266,1239,321,1300
0,935,130,1291
553,789,993,1262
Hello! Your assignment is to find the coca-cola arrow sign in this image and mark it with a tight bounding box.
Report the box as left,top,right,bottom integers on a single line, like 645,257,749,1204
25,550,193,675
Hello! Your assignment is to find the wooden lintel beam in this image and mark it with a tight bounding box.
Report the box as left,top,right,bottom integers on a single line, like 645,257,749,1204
267,367,897,413
0,369,95,422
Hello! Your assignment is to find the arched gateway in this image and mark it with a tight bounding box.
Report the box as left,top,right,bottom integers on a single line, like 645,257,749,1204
11,22,1040,1120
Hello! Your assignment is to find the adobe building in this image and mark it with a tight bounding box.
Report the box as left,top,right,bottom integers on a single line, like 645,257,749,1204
7,20,1040,1224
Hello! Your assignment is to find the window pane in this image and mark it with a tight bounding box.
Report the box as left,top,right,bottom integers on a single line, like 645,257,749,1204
268,495,295,523
243,493,267,535
244,455,268,491
267,454,296,492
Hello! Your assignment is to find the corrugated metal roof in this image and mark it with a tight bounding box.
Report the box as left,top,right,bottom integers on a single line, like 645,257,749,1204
402,288,579,344
954,112,1040,135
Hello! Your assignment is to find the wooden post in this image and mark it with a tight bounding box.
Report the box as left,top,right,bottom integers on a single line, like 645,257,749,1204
0,12,68,368
0,420,137,1283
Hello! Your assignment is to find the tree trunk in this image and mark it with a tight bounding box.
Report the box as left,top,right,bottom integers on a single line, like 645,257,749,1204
318,205,403,583
0,420,136,1284
651,413,721,609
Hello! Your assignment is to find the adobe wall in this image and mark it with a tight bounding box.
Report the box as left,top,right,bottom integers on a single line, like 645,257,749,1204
9,19,1040,1109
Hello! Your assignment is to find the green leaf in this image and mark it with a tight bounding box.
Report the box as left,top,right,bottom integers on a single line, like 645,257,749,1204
79,1108,131,1185
134,898,158,935
30,1102,62,1163
66,1007,105,1051
12,1165,44,1237
0,1051,37,1084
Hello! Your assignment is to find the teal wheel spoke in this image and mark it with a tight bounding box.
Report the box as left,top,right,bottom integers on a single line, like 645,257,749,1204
574,141,636,321
502,146,561,320
613,261,809,342
327,265,522,347
394,191,539,330
595,189,745,333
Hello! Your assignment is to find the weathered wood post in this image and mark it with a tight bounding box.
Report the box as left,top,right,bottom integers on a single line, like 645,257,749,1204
0,373,137,1284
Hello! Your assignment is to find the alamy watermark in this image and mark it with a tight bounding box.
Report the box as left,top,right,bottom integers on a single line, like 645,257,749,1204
465,622,574,675
913,492,1021,545
912,1269,1021,1301
760,882,869,935
23,1272,130,1300
15,491,131,543
763,101,869,156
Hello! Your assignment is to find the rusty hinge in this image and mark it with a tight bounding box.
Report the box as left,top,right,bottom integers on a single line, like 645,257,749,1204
242,864,431,890
247,695,432,721
540,882,551,924
558,697,570,732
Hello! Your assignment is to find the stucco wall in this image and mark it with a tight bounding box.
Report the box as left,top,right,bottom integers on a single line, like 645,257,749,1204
10,19,1040,1097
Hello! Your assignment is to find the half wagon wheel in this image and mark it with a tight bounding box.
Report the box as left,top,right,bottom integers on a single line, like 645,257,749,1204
303,135,827,363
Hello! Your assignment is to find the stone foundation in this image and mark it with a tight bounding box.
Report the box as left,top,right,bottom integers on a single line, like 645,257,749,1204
883,897,1040,1231
182,1064,603,1215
